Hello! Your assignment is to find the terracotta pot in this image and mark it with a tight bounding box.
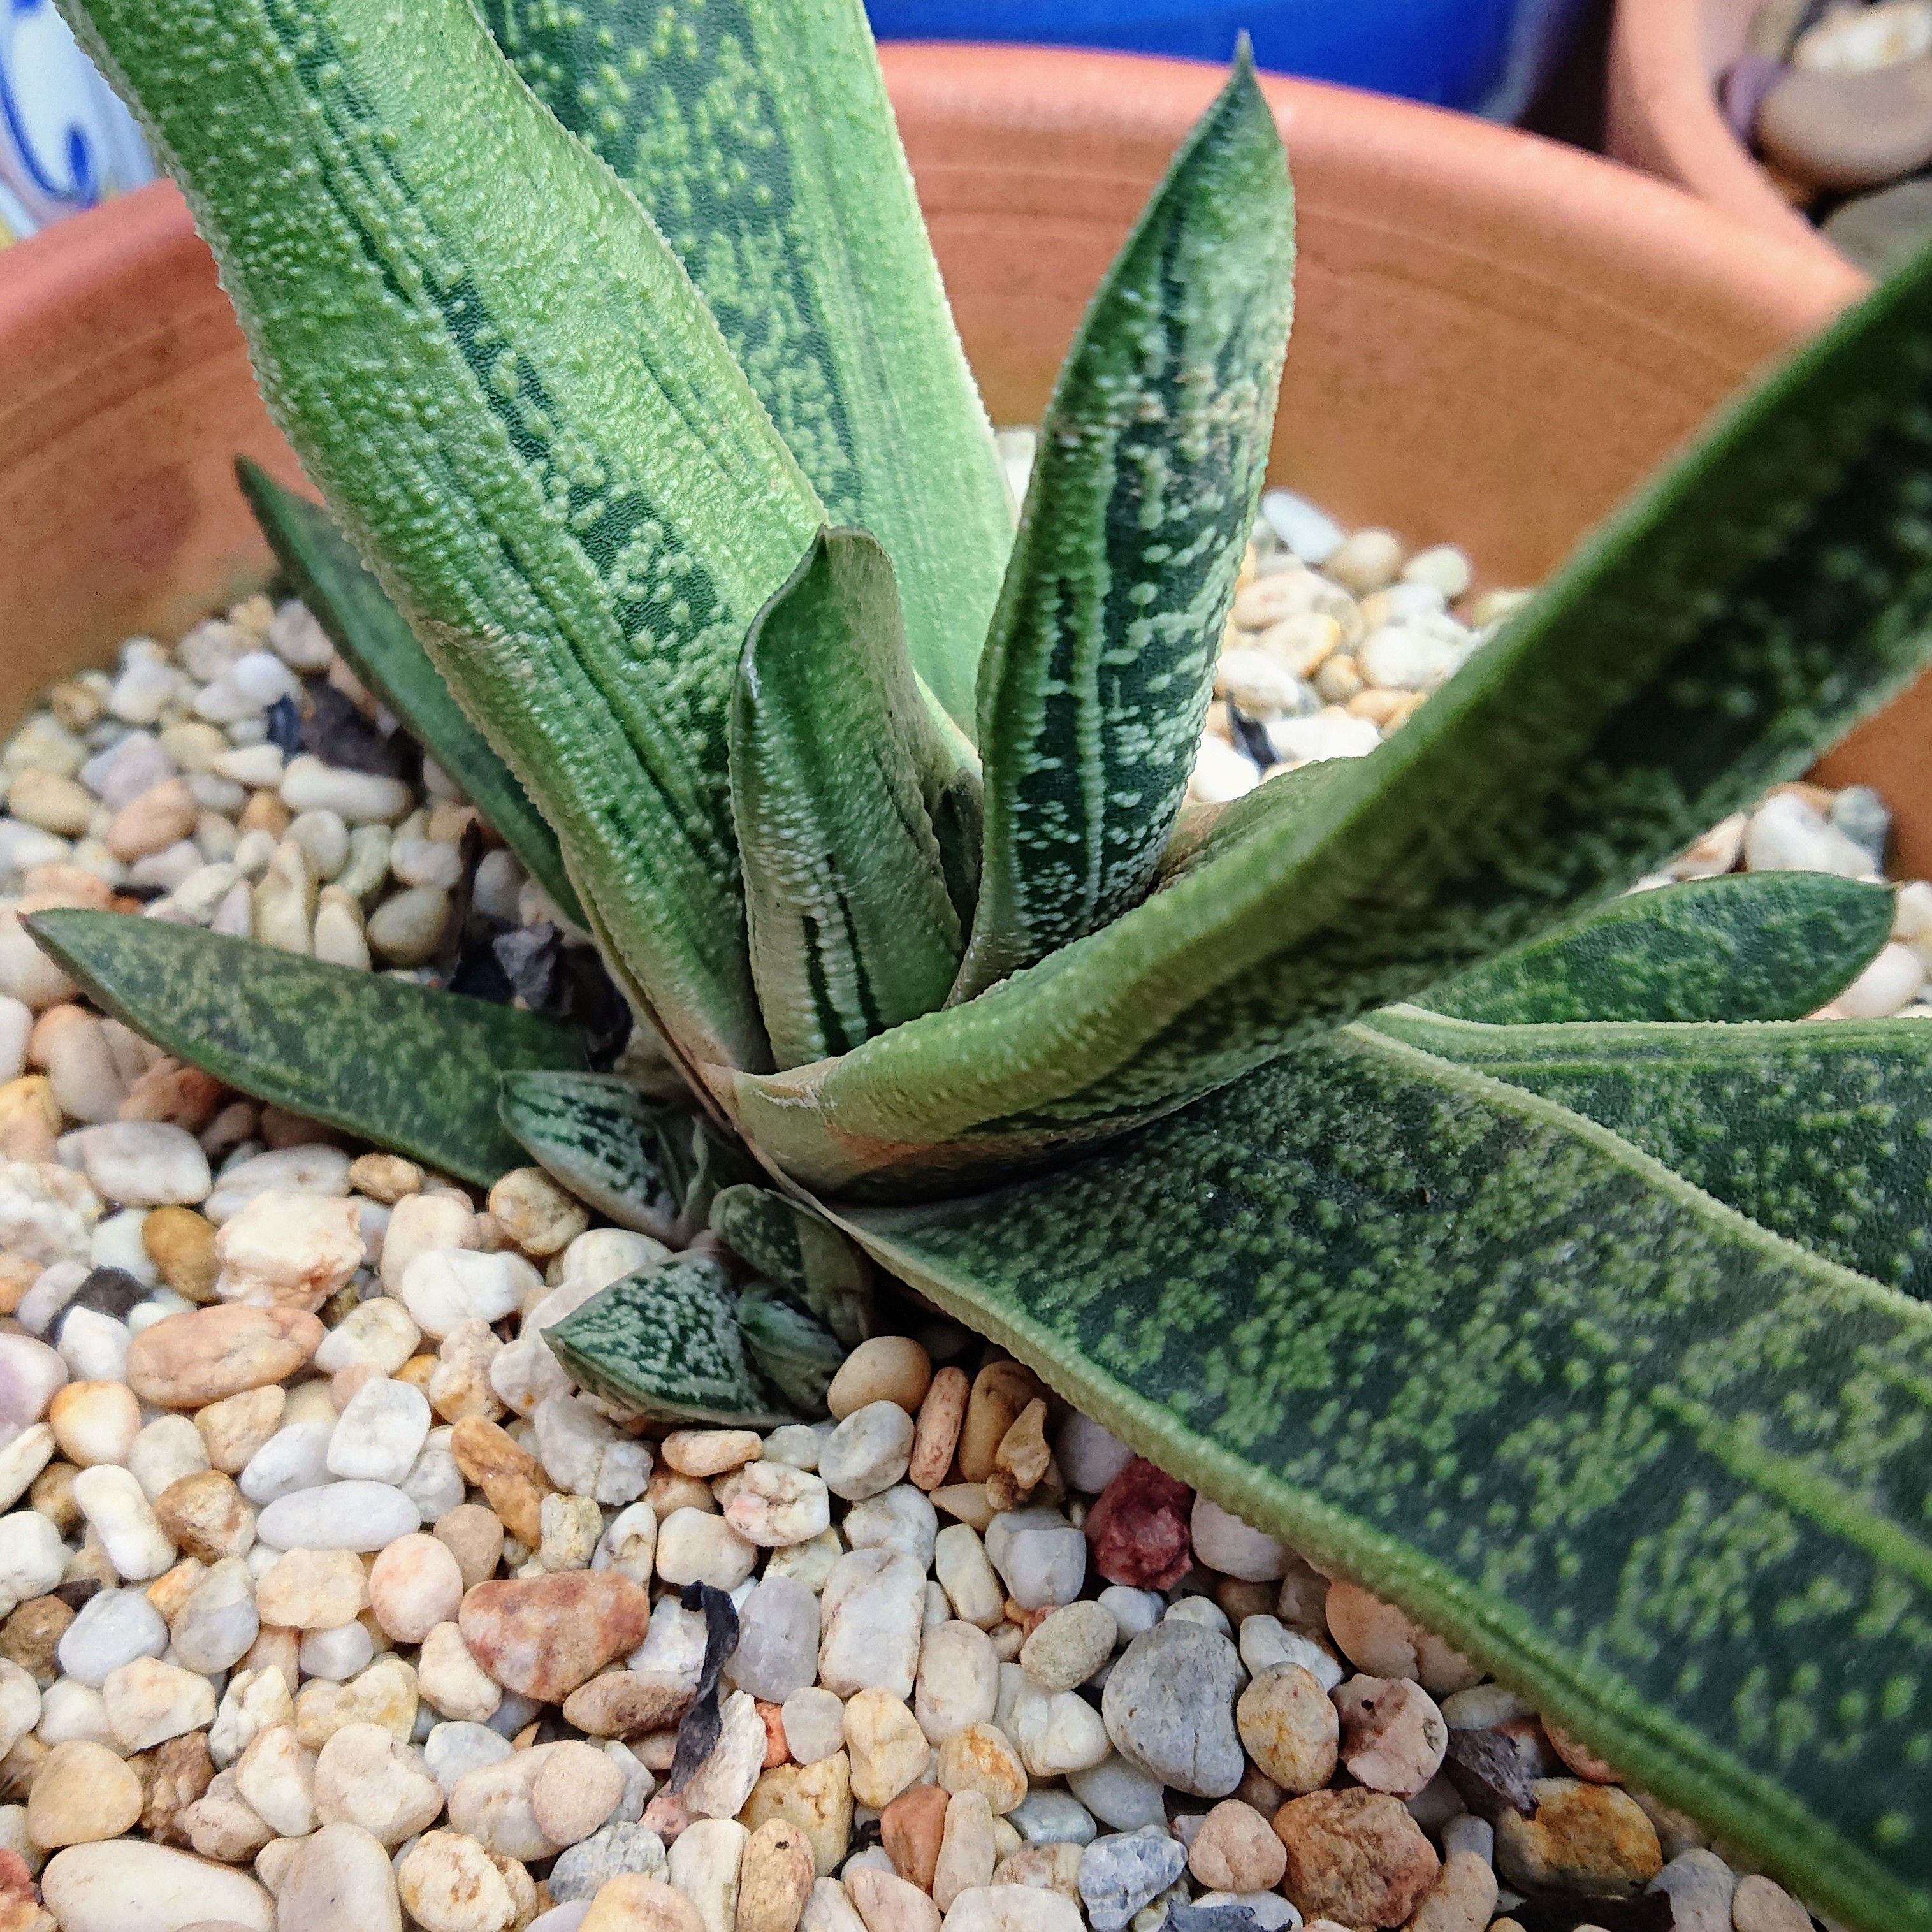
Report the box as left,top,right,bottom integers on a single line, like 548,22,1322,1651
1607,0,1845,256
0,45,1909,856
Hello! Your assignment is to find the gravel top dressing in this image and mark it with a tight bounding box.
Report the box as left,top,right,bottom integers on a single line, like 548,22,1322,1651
0,474,1869,1932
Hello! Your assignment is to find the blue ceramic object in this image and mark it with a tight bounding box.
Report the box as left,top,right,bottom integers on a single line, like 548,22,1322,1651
864,0,1590,120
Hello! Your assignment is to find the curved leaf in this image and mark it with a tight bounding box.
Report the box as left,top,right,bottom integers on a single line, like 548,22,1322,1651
956,55,1294,999
843,1026,1932,1932
1418,871,1894,1026
730,530,966,1067
480,0,1012,732
545,1256,795,1427
64,0,825,1071
709,1184,873,1347
736,1283,843,1416
498,1071,692,1240
1372,1003,1932,1300
238,460,585,927
30,910,583,1186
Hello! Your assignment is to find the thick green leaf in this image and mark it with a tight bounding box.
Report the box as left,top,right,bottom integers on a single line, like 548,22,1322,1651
678,1122,765,1244
955,56,1294,1001
709,1184,873,1347
729,530,967,1066
544,1256,795,1427
1372,1003,1932,1300
728,236,1932,1195
736,1283,842,1416
498,1071,690,1241
1419,871,1894,1025
238,459,585,928
843,1024,1932,1932
480,0,1012,733
64,0,825,1073
30,910,582,1186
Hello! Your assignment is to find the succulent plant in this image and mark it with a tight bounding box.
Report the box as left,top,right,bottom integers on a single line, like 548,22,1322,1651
43,0,1932,1919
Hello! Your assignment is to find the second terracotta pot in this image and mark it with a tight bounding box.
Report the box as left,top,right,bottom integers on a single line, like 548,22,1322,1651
0,44,1909,850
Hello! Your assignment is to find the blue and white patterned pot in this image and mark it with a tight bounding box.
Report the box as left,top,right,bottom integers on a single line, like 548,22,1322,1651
0,0,149,244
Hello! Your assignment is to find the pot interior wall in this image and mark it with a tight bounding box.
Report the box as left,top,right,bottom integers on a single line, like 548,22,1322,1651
0,48,1919,862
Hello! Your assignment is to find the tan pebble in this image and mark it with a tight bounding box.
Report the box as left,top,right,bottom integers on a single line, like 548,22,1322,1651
256,1547,367,1629
991,1844,1081,1899
1273,1787,1439,1928
1494,1778,1660,1896
1731,1873,1812,1932
145,1207,221,1302
379,1193,478,1291
845,1866,940,1932
562,1667,694,1738
180,1764,277,1863
485,1168,587,1257
827,1339,933,1421
743,1752,853,1878
1403,1848,1498,1932
449,1417,554,1546
1332,1674,1446,1796
880,1781,948,1890
291,1653,418,1750
585,1873,708,1932
347,1153,422,1205
662,1430,764,1479
7,771,95,838
1544,1718,1620,1783
434,1504,506,1594
934,1723,1025,1815
1187,1799,1286,1894
194,1386,285,1474
458,1571,651,1703
929,1485,994,1533
47,1380,141,1468
907,1368,967,1492
140,1728,217,1845
956,1364,1042,1483
128,1305,324,1409
146,1557,208,1625
397,1827,516,1932
931,1790,996,1912
214,1191,363,1312
155,1470,255,1562
648,1469,718,1516
27,1739,143,1847
1237,1664,1338,1794
0,1594,71,1686
240,1624,300,1690
737,1817,817,1932
106,778,199,862
367,1531,464,1644
844,1688,930,1808
528,1738,626,1845
1323,1581,1481,1696
991,1401,1049,1493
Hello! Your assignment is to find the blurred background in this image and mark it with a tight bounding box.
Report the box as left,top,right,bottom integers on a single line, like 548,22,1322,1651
0,0,1610,246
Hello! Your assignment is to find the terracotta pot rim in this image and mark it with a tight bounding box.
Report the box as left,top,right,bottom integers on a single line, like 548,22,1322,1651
1606,0,1856,267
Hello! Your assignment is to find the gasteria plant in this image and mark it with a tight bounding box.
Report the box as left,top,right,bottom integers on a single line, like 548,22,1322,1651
38,0,1932,1920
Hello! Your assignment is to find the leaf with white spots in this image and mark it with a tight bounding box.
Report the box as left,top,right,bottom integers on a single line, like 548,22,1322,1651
498,1071,690,1241
708,1184,873,1347
736,1284,843,1416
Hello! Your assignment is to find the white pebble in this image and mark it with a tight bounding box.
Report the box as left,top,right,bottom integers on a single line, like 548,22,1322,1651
256,1479,423,1551
71,1122,212,1208
327,1377,432,1484
73,1463,176,1580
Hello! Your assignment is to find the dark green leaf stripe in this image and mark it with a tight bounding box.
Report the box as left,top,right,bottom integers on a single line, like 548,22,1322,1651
545,1256,795,1427
30,910,582,1186
480,0,1012,734
238,460,585,928
1372,1003,1932,1300
1419,872,1894,1026
730,233,1932,1193
709,1184,873,1347
956,57,1293,1003
730,530,966,1066
499,1071,694,1241
843,1026,1932,1932
737,1283,843,1416
63,0,824,1071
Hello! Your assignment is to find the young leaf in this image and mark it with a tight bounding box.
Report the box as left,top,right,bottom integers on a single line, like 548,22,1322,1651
238,460,585,928
730,530,967,1067
62,0,827,1073
29,910,582,1186
544,1256,795,1427
678,1123,766,1245
955,56,1294,1002
843,1025,1932,1932
709,1184,873,1347
1370,1004,1932,1300
498,1072,692,1242
1418,872,1894,1026
727,240,1932,1193
736,1284,843,1416
479,0,1012,736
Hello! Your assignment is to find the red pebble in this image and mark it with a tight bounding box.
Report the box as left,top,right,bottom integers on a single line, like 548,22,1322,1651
757,1697,791,1768
643,1789,693,1845
1085,1457,1194,1588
